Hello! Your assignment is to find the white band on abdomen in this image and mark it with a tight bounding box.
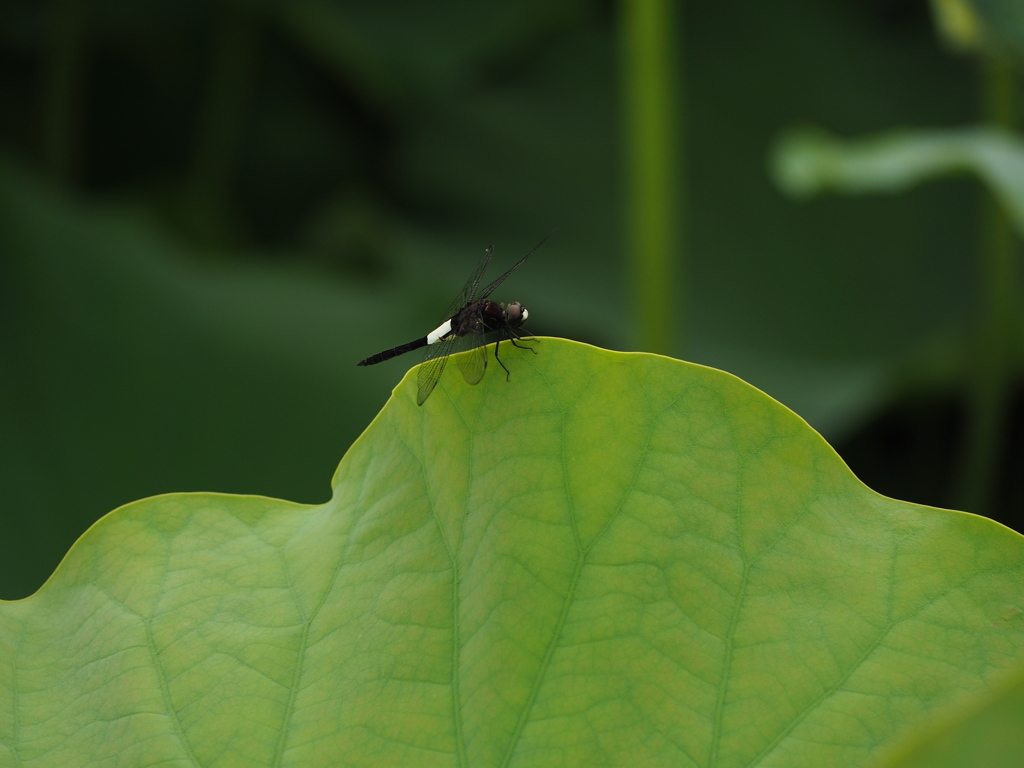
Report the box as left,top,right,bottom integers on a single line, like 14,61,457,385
426,319,453,345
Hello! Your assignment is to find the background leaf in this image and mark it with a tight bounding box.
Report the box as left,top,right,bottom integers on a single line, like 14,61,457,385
769,117,1024,527
2,341,1022,767
930,0,1024,61
5,0,1009,598
771,126,1024,238
871,662,1024,768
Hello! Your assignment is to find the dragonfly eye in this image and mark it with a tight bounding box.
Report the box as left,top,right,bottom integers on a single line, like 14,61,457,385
507,301,527,326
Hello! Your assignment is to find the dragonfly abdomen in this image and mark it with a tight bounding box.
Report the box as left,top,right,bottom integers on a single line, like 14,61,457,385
356,335,429,366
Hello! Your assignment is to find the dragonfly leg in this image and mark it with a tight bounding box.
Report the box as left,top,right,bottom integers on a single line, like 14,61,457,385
493,338,514,381
509,332,538,354
509,339,540,358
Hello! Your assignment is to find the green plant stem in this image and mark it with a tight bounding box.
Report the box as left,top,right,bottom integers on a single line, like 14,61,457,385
957,55,1017,515
622,0,681,355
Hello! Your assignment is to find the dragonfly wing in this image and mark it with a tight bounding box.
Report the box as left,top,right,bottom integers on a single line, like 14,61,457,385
441,245,494,321
455,324,488,386
477,231,552,300
417,334,457,405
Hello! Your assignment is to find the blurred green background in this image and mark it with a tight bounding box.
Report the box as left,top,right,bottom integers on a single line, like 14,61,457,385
1,0,1021,600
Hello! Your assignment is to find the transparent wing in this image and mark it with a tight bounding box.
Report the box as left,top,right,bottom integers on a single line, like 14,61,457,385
441,245,494,321
455,322,488,386
477,231,552,300
416,334,458,405
416,327,488,404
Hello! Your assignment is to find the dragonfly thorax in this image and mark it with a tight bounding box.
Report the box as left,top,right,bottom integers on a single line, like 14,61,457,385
466,299,525,334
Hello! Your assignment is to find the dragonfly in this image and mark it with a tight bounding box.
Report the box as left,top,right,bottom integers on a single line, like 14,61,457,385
357,236,548,405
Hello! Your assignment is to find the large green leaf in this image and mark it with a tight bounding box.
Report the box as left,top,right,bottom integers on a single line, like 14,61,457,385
2,340,1022,767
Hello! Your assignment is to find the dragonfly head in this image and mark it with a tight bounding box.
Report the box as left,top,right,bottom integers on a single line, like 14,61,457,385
506,301,528,327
